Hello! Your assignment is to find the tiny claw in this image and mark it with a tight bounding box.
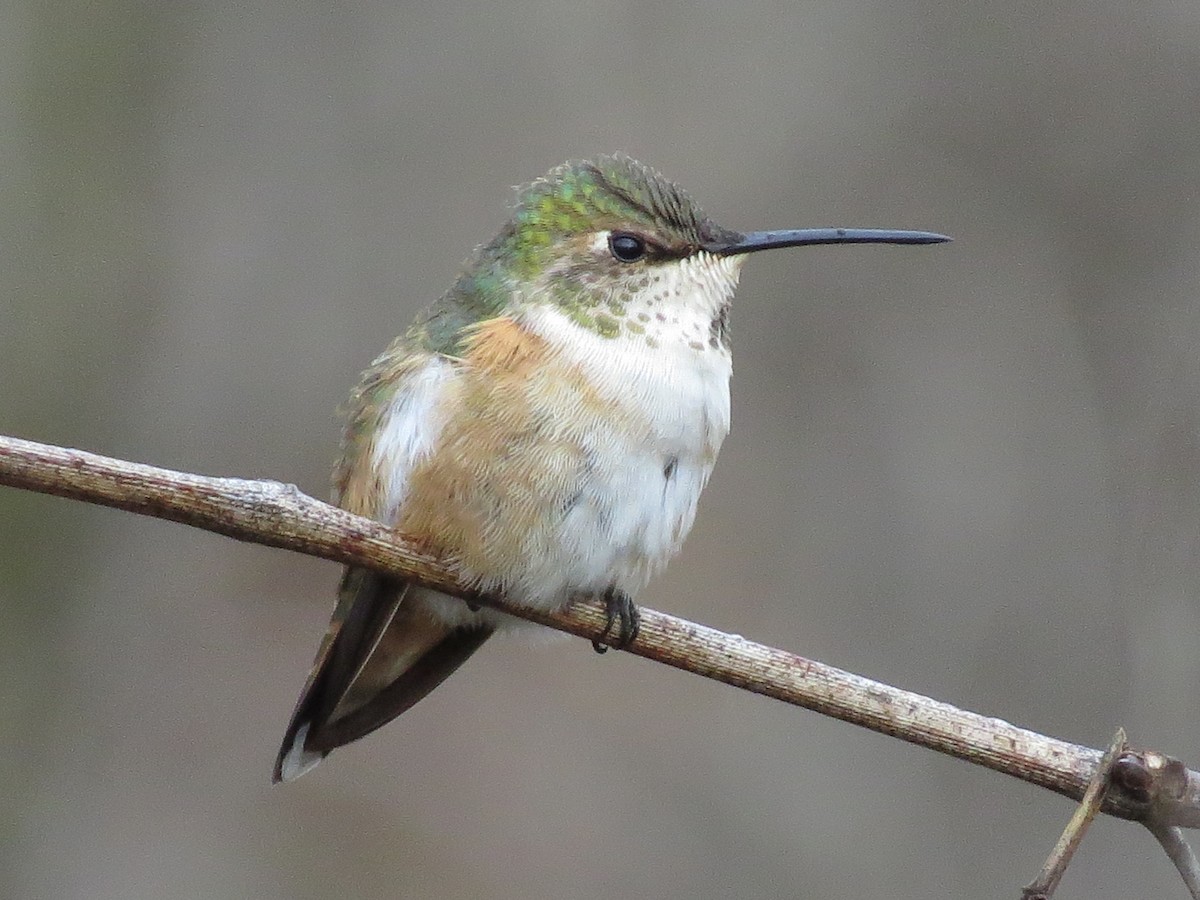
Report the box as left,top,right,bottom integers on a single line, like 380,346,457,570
591,587,640,654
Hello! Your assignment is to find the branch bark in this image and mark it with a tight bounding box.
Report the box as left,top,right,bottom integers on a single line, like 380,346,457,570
3,432,1199,833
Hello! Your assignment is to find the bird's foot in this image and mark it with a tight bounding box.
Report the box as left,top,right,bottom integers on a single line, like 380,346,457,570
592,587,640,654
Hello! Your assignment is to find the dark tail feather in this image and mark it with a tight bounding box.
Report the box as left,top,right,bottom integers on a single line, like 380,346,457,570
307,624,493,754
273,569,491,782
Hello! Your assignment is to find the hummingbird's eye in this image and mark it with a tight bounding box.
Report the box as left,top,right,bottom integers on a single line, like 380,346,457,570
608,232,647,263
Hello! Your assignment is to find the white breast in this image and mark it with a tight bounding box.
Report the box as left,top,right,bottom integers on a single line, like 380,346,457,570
518,300,732,599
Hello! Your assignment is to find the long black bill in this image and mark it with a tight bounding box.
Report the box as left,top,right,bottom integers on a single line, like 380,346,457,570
707,228,951,255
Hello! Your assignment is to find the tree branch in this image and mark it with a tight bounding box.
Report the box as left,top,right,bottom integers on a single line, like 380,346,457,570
3,432,1199,835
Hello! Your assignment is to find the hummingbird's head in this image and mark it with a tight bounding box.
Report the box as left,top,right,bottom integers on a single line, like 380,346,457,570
471,155,947,348
489,154,746,346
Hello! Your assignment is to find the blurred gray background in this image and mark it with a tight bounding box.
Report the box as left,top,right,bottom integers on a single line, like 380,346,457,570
4,2,1200,898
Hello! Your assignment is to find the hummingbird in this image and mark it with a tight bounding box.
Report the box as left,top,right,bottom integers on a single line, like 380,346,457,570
274,154,947,781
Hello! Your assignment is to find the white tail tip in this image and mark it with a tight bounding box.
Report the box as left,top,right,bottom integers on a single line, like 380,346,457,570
277,723,323,782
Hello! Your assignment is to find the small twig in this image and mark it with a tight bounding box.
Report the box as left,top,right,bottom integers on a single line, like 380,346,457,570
1147,824,1200,900
1108,747,1200,894
3,432,1200,843
1022,728,1126,900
